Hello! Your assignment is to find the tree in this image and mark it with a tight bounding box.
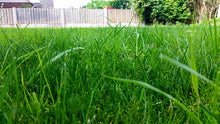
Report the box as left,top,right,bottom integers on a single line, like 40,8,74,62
188,0,220,23
85,0,108,9
108,0,131,9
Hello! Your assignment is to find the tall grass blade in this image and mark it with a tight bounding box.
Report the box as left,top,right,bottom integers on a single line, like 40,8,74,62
19,67,33,114
1,45,12,71
138,0,144,26
128,15,134,27
160,54,217,87
35,49,55,104
213,14,218,57
48,47,84,64
0,46,45,77
200,103,220,123
106,17,114,27
27,47,84,84
103,74,202,124
0,15,3,21
190,23,199,97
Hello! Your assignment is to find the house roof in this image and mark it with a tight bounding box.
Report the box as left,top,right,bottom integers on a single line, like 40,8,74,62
0,0,41,3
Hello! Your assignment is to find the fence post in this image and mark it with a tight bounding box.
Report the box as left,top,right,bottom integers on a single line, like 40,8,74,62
60,8,65,27
104,8,108,26
217,5,220,18
12,7,17,27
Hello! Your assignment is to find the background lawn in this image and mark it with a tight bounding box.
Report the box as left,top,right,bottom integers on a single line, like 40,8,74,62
0,24,219,123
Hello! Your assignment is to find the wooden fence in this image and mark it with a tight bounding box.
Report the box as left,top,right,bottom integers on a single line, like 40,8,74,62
0,8,141,27
218,5,220,18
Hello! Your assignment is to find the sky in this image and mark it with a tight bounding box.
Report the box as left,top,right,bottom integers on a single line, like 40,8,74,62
54,0,92,8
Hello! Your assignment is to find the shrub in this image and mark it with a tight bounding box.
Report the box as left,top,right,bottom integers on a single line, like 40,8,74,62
134,0,191,24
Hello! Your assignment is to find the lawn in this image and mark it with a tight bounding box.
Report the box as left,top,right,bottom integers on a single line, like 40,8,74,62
0,24,219,123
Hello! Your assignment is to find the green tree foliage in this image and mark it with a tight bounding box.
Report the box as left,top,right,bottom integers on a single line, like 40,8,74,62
134,0,191,24
21,4,32,8
108,0,131,9
85,0,108,9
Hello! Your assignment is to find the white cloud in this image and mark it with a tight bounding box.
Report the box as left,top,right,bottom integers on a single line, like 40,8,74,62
54,0,91,8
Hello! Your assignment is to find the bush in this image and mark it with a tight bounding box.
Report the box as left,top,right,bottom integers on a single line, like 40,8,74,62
134,0,191,24
21,4,32,8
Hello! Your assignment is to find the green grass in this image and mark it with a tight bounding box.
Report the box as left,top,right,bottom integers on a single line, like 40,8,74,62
0,24,219,123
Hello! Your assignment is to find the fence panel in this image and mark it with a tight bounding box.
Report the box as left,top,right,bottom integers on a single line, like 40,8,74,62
0,8,141,27
64,8,104,24
0,9,14,25
108,9,139,23
16,8,61,25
